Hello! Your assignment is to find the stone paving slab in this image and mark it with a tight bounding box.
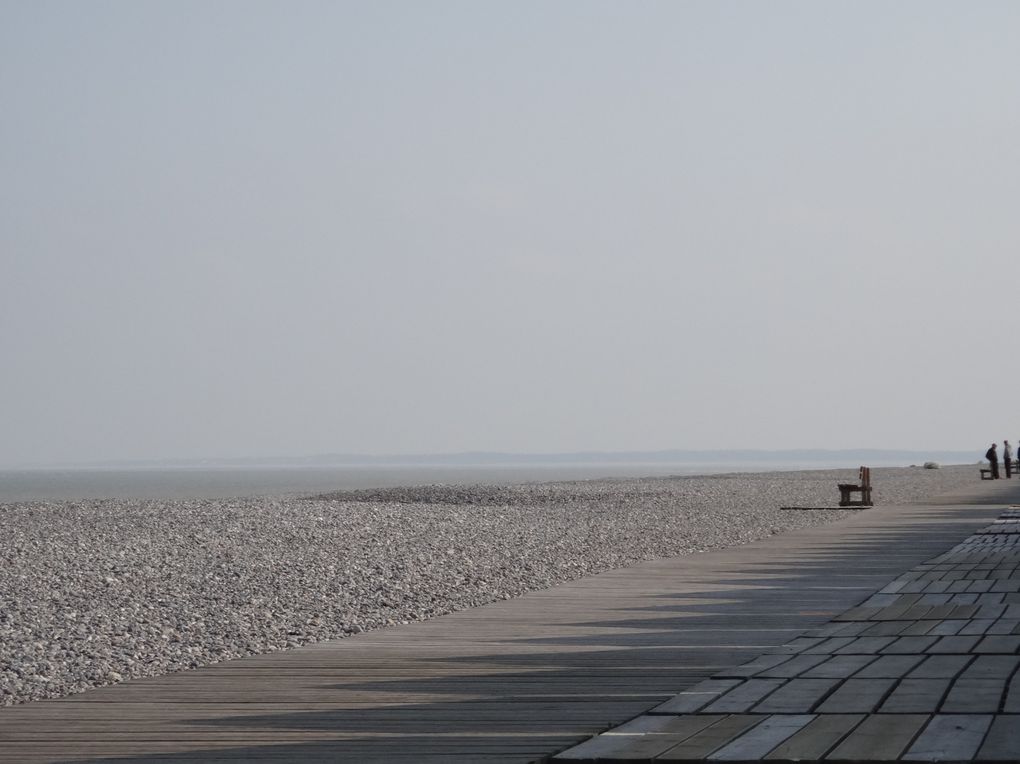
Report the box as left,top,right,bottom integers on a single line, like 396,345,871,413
555,508,1020,762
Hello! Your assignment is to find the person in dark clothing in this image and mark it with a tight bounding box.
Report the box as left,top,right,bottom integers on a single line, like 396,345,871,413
1006,441,1014,479
987,443,1000,479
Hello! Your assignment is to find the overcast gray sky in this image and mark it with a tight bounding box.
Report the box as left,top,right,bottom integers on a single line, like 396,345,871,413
2,1,1018,466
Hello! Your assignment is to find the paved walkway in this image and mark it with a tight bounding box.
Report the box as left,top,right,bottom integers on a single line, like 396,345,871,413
1,479,1017,763
557,489,1020,762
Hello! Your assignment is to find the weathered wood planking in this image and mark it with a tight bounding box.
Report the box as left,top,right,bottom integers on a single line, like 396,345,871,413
2,481,1017,763
555,481,1020,762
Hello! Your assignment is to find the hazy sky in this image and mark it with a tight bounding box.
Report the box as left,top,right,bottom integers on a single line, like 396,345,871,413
3,1,1019,466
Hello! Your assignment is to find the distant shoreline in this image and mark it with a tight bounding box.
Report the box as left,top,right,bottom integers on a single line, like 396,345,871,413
4,447,977,471
0,460,973,503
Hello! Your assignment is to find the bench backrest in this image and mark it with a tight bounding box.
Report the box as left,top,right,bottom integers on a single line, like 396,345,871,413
859,466,871,488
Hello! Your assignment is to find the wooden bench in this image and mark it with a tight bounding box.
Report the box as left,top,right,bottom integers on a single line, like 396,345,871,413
837,466,873,507
980,468,994,480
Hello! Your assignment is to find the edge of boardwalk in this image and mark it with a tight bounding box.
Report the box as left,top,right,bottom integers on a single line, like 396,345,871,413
555,480,1020,763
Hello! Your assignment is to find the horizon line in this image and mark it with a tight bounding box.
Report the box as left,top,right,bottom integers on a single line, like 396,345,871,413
3,446,982,471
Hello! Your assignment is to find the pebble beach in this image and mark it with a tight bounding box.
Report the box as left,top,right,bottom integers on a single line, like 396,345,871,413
0,464,977,706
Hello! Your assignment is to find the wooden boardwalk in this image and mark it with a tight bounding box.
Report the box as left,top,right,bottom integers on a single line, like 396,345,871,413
558,485,1020,762
2,479,1018,763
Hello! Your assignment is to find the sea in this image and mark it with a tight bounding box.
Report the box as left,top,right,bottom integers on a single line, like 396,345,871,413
0,459,908,503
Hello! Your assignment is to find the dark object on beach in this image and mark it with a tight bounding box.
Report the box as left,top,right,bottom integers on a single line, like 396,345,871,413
837,466,873,507
986,444,1000,479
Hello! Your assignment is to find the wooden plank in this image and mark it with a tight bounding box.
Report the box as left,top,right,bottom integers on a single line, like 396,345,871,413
803,637,857,654
833,636,897,654
904,714,993,761
774,637,826,654
986,619,1019,635
927,635,981,653
898,621,935,636
555,714,724,760
959,654,1020,679
814,677,896,713
860,593,901,608
949,604,981,619
921,604,958,620
703,679,784,713
802,622,858,639
656,715,763,761
613,714,720,735
977,714,1020,761
908,654,973,679
708,715,814,761
977,604,1008,619
878,678,950,713
948,590,978,602
975,635,1020,653
878,580,909,595
853,654,925,679
713,655,791,679
878,635,938,654
800,655,876,679
764,714,863,761
859,621,908,637
869,603,915,621
825,714,929,761
898,605,934,621
756,654,828,678
977,592,1006,604
824,621,872,637
649,679,741,714
751,678,840,714
833,606,882,622
958,618,995,635
940,677,1007,713
1003,671,1020,712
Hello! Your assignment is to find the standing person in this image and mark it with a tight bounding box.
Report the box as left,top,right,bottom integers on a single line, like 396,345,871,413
987,443,1000,479
1006,441,1014,479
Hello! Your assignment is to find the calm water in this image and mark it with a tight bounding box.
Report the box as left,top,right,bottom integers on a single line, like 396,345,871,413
0,462,835,502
